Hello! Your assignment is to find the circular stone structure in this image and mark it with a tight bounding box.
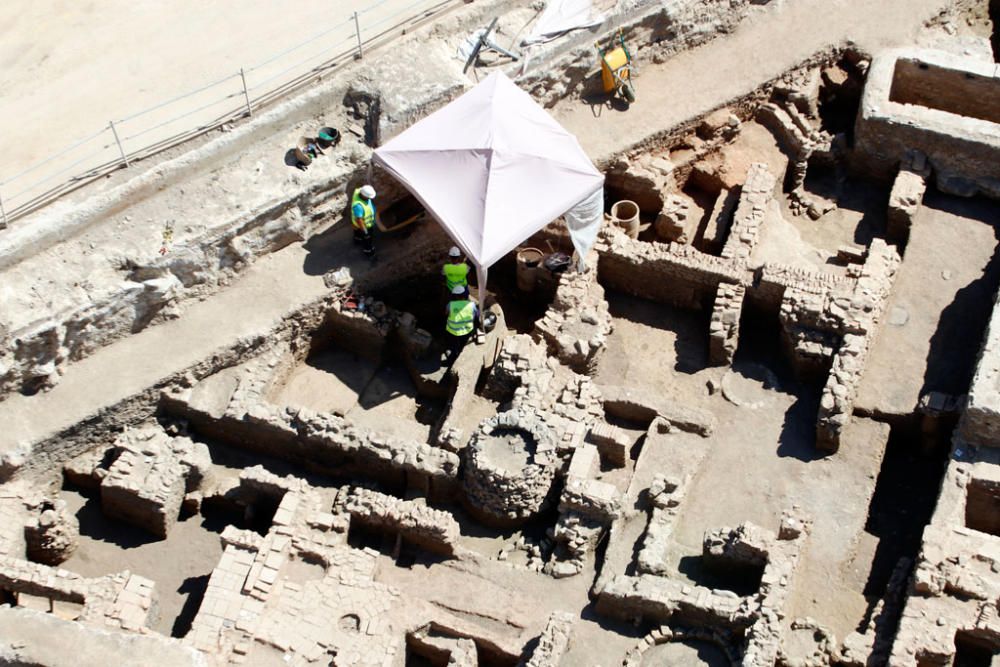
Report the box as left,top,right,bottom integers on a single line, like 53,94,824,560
462,410,558,527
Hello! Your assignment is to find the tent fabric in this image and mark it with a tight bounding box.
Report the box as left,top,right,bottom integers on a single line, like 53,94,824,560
523,0,605,45
564,187,604,271
372,71,604,287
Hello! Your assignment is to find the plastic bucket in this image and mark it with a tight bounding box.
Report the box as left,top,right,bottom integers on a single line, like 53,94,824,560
317,127,340,148
516,247,544,292
611,200,640,239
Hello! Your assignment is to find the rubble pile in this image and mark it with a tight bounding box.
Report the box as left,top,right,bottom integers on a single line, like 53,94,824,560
23,497,79,565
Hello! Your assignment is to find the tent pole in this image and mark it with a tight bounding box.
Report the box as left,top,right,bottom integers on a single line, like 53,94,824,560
476,264,488,327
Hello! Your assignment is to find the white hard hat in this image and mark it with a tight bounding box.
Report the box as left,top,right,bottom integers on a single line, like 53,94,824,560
451,285,466,296
359,185,376,199
448,246,461,258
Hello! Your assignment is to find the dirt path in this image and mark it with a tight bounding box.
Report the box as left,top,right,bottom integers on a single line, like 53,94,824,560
0,238,327,453
555,0,952,162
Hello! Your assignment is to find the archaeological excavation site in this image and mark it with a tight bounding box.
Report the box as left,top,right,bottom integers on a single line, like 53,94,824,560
3,0,1000,665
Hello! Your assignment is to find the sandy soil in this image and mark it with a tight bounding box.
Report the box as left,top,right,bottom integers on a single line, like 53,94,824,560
272,348,378,416
272,346,446,444
0,0,447,195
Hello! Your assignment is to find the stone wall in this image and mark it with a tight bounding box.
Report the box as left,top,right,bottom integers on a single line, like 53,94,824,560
462,410,560,527
960,287,1000,449
163,383,460,500
0,556,157,633
889,459,1000,664
855,48,1000,196
709,282,745,366
597,225,748,310
339,486,460,555
720,163,776,261
99,426,212,538
887,151,931,243
521,611,575,667
816,240,901,451
597,508,811,665
534,256,613,376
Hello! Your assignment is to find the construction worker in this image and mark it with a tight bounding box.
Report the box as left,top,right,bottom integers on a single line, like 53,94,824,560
442,246,470,295
445,285,480,360
351,184,377,259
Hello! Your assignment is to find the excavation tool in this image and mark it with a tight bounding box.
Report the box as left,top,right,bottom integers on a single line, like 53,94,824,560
463,17,520,74
596,29,634,104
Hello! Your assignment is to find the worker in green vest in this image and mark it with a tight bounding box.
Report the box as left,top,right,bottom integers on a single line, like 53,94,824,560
442,246,470,295
350,184,377,259
445,285,480,360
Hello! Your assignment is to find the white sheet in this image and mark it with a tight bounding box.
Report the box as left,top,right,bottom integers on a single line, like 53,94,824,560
523,0,604,45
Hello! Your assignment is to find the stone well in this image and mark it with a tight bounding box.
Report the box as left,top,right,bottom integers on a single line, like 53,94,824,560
462,410,558,527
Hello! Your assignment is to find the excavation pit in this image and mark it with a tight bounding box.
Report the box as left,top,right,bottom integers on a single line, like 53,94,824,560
4,10,1000,666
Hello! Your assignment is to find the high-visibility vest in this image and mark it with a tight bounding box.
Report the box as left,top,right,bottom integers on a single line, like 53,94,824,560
351,188,375,231
443,262,469,291
446,300,476,337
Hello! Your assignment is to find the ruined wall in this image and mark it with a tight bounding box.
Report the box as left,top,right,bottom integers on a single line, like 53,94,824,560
961,287,1000,448
816,241,902,451
855,48,1000,196
597,226,747,309
534,255,613,375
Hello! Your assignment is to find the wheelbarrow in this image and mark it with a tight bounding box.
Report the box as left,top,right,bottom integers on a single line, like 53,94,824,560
596,29,635,104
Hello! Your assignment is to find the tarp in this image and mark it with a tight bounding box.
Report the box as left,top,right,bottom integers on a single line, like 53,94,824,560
523,0,605,45
372,71,604,312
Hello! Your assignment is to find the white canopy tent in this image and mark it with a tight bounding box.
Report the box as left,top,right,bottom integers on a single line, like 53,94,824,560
371,71,604,315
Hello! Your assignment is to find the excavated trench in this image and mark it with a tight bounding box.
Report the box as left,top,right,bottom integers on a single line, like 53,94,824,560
861,422,949,597
11,46,1000,666
589,66,977,648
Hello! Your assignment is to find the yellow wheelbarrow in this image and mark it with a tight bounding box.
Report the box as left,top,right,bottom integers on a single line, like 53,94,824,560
596,29,635,104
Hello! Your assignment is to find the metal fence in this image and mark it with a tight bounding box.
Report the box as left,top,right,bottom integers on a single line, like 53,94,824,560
0,0,456,228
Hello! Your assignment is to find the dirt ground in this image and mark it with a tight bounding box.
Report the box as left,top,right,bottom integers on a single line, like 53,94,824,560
60,487,223,637
856,192,1000,417
595,292,888,641
0,0,448,181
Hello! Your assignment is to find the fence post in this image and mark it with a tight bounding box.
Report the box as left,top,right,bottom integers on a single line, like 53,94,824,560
108,121,130,168
240,68,253,117
0,188,7,229
354,12,363,59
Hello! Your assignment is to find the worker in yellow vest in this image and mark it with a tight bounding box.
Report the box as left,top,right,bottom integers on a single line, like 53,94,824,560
445,285,480,360
442,246,470,295
350,184,377,259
